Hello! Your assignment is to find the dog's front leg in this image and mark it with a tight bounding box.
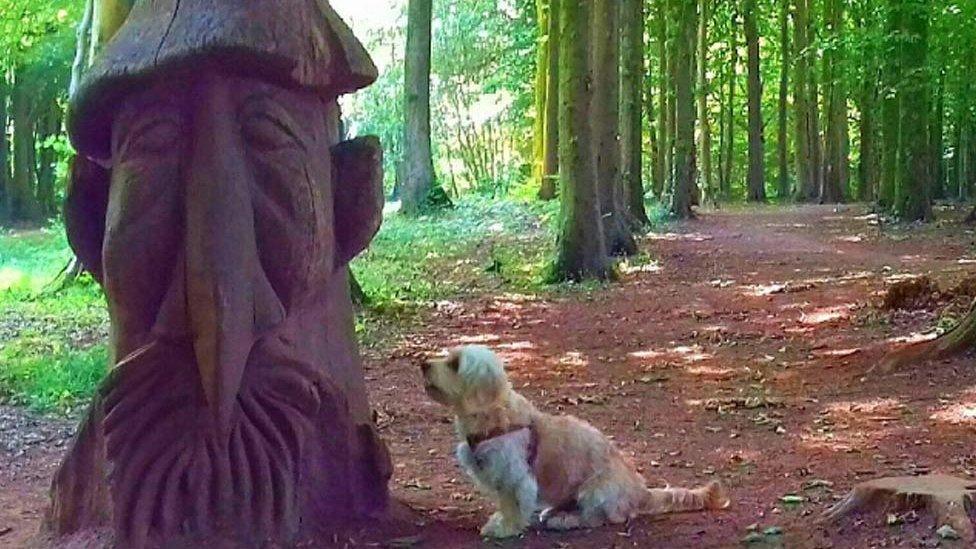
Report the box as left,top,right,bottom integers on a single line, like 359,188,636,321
480,474,538,538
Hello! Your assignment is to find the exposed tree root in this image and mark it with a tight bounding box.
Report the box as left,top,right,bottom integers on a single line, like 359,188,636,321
823,475,976,542
874,300,976,373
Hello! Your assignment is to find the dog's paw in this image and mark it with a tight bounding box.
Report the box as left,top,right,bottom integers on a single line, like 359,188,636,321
480,512,524,538
543,512,583,531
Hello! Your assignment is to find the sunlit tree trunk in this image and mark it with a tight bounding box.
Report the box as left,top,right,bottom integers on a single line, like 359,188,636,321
400,0,449,215
744,0,766,202
654,0,669,198
822,0,848,203
539,0,560,200
722,9,738,200
593,0,637,255
532,0,549,193
670,0,697,218
552,0,610,281
879,0,902,209
777,0,791,199
621,0,649,225
697,0,714,205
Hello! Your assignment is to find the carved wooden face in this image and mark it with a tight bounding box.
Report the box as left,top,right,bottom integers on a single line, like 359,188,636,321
73,71,383,429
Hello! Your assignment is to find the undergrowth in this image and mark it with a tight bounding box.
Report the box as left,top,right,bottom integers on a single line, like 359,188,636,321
0,198,664,413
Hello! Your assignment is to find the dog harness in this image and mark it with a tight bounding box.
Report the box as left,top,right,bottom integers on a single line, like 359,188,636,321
467,423,540,467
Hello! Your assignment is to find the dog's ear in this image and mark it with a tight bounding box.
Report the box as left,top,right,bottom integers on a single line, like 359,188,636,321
459,349,507,410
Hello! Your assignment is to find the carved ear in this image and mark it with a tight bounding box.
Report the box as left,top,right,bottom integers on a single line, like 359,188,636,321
331,136,384,267
64,155,110,283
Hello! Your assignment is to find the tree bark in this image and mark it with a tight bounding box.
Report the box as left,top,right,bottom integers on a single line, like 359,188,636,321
930,69,945,200
879,0,902,209
654,0,669,199
593,0,637,255
697,0,714,205
822,0,848,203
36,102,62,217
722,8,738,200
552,0,610,281
539,0,561,200
399,0,447,215
670,0,697,218
532,0,549,192
621,0,649,226
11,71,38,223
0,81,9,222
777,0,791,199
895,0,932,221
793,0,814,201
744,0,766,202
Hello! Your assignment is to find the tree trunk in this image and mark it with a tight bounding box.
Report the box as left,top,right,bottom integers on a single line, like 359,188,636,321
793,0,814,201
552,0,610,281
930,69,945,200
11,71,38,223
744,0,766,202
36,103,61,217
532,0,549,193
399,0,447,215
621,0,649,226
879,300,976,372
593,0,637,255
879,0,902,209
539,0,561,200
654,0,668,199
821,0,847,203
777,0,791,199
0,81,9,222
895,0,932,221
697,0,714,205
670,0,697,218
722,9,738,200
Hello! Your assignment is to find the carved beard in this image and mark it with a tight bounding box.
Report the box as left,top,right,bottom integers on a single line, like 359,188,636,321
96,74,342,545
100,334,325,545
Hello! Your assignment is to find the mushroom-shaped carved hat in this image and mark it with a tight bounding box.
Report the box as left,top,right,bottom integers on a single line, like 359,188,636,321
69,0,378,160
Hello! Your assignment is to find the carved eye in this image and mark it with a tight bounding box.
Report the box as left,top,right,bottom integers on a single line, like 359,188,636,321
125,118,181,156
241,113,300,152
448,355,461,372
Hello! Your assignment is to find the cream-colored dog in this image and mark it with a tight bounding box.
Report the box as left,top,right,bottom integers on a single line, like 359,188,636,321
421,345,730,538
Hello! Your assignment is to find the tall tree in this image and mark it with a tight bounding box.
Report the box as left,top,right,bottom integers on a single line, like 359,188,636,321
0,82,9,221
593,0,637,255
744,0,766,202
620,0,649,225
822,0,849,203
10,71,38,222
854,0,881,202
532,0,549,192
400,0,448,215
653,0,669,198
777,0,791,199
721,7,739,199
670,0,697,218
539,0,561,200
697,0,714,204
895,0,932,221
552,0,610,281
879,0,902,208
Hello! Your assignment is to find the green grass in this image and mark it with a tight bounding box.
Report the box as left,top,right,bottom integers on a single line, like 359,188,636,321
0,197,664,413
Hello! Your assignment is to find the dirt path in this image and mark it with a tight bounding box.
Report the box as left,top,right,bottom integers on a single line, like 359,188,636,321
3,204,976,548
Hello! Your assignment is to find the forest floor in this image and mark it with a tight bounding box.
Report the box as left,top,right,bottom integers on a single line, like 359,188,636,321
3,203,976,548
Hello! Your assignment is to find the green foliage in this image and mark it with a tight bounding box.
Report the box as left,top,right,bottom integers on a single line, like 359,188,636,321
351,196,557,311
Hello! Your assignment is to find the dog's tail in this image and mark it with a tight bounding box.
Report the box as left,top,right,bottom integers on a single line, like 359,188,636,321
641,481,730,515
